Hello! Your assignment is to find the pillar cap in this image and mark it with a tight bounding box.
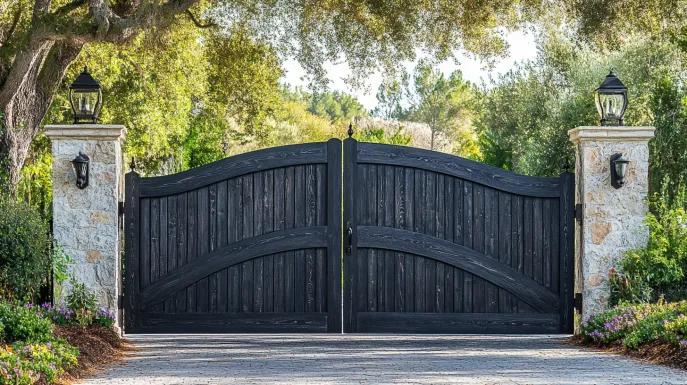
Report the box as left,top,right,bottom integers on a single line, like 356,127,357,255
44,124,126,141
568,126,654,144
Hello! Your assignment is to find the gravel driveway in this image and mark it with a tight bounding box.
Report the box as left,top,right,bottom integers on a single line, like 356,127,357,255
79,334,686,385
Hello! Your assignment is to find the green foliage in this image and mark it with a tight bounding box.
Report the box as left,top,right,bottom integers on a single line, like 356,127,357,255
406,61,475,152
51,246,71,303
581,301,687,350
65,280,98,329
0,195,50,302
308,91,367,123
0,303,52,344
610,189,687,304
358,126,412,146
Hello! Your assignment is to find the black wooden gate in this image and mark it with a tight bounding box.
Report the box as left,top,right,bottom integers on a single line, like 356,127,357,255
124,140,342,333
124,137,574,334
342,138,575,334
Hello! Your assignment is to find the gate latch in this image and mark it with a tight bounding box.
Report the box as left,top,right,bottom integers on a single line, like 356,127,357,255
345,226,353,254
575,203,583,224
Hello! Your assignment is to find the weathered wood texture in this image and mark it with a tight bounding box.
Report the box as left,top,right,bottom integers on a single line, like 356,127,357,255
125,141,342,333
344,141,574,334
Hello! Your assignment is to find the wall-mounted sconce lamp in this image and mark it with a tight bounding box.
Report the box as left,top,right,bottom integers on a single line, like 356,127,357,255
610,153,630,189
71,152,90,189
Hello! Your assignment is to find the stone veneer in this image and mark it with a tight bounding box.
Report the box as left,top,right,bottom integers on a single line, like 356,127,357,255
45,125,126,327
568,126,654,320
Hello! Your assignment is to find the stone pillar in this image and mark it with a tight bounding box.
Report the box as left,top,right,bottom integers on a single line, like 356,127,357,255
568,126,654,320
45,125,126,327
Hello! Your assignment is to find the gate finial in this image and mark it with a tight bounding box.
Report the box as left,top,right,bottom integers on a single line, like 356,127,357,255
130,157,137,172
347,123,354,138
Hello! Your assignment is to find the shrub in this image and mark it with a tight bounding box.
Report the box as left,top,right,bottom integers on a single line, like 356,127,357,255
66,280,97,329
0,338,78,385
609,189,687,304
581,300,687,349
0,195,51,302
0,303,52,343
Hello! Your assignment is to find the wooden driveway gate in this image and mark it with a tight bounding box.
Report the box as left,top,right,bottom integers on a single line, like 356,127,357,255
124,138,574,334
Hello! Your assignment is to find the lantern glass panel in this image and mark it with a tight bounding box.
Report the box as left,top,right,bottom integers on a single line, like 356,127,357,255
71,89,98,115
599,93,625,119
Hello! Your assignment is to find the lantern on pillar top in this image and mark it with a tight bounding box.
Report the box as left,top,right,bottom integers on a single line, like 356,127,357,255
595,69,628,126
69,67,102,124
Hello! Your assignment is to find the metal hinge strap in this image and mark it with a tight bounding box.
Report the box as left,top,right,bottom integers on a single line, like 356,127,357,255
575,203,583,224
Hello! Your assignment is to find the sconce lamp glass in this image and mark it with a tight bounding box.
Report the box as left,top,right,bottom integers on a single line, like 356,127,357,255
71,152,90,189
610,153,630,189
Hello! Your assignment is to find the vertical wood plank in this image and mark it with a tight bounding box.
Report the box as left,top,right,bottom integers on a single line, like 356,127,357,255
150,198,160,288
264,170,274,313
414,169,426,312
315,164,327,314
499,192,513,313
284,166,296,313
524,197,534,280
357,165,368,312
209,184,217,313
462,181,473,313
551,199,560,296
273,168,285,313
253,173,265,313
484,187,498,313
294,166,306,312
533,198,543,285
216,181,227,313
197,187,210,313
394,166,405,312
305,165,316,312
227,178,240,313
186,189,198,312
472,184,486,313
425,171,437,312
383,165,394,312
175,193,187,312
404,168,415,312
543,199,552,290
560,171,575,333
241,175,254,312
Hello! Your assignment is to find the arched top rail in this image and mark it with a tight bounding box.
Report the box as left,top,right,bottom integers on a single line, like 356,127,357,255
137,142,330,197
357,142,563,197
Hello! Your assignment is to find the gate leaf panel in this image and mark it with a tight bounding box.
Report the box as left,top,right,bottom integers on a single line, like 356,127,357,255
125,140,342,333
343,139,574,334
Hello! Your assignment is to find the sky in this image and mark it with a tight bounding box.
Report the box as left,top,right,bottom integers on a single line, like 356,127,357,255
280,30,539,111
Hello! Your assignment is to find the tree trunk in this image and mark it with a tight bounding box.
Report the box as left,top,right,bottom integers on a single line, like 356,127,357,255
0,40,82,193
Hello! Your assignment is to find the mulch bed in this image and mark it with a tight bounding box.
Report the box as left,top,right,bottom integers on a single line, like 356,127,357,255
569,335,687,371
50,326,131,384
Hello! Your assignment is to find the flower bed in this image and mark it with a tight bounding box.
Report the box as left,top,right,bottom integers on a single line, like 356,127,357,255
0,301,122,385
575,300,687,370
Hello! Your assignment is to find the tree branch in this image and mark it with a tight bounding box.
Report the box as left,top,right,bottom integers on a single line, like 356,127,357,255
185,9,216,29
53,0,87,16
0,5,22,49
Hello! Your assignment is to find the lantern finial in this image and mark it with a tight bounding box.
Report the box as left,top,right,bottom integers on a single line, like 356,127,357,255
130,157,137,172
347,123,354,138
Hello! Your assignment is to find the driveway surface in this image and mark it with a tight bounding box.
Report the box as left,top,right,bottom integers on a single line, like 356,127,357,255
80,334,686,385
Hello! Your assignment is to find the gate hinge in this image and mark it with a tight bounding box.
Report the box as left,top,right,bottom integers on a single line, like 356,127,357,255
575,203,583,224
118,294,125,310
574,293,582,314
118,201,124,218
